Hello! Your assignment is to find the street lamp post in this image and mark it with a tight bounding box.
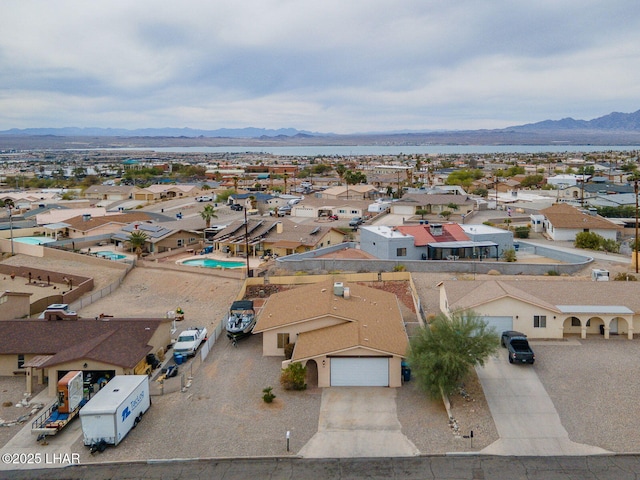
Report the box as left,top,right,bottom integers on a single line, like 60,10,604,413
6,203,14,256
243,206,250,278
635,179,639,274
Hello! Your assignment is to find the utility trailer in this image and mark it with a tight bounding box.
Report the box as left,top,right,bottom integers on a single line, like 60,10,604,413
79,375,150,453
32,371,86,441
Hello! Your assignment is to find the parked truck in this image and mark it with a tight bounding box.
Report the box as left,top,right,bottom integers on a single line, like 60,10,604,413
32,370,87,441
79,375,151,453
501,330,535,364
173,327,207,359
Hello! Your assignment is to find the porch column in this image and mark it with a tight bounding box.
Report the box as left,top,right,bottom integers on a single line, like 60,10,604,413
628,324,634,340
604,326,610,339
581,326,587,339
26,367,33,395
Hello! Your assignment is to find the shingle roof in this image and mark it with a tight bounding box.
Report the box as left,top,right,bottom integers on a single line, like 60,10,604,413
540,203,621,230
65,212,152,232
255,281,408,358
443,279,640,313
0,318,167,368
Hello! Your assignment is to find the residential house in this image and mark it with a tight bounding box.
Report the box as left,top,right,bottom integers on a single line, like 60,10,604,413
82,185,137,203
539,203,622,241
390,193,475,218
0,317,171,395
64,212,154,240
439,279,640,340
320,185,378,200
132,184,200,202
212,218,345,257
253,280,409,387
112,223,201,254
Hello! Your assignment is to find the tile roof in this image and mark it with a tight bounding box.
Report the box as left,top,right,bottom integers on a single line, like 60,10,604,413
540,203,621,230
397,223,469,246
0,318,168,368
255,280,408,358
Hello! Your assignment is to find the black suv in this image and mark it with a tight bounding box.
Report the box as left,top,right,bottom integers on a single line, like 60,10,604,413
230,204,244,211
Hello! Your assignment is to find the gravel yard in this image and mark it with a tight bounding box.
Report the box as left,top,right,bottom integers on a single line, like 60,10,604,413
534,336,640,453
4,253,638,459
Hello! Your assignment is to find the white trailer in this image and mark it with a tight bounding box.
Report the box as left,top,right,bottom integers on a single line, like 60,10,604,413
79,375,150,453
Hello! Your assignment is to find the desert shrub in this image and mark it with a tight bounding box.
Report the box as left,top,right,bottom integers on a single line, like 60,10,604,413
393,264,406,272
546,270,559,276
280,362,307,391
514,226,530,239
284,342,295,360
614,272,637,281
501,249,517,262
262,386,276,403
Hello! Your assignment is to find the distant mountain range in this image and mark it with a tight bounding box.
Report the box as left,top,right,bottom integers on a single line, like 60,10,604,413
2,110,640,148
507,109,640,131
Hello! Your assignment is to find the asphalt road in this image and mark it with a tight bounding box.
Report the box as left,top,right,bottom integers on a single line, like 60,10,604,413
4,455,640,480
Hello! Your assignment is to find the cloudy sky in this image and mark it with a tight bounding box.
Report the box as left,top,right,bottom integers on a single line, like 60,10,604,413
1,1,639,134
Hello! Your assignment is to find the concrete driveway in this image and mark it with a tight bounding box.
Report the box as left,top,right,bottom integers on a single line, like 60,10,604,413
298,387,419,458
476,354,609,456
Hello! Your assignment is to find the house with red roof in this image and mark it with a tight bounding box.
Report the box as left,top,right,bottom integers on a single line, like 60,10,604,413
360,222,506,260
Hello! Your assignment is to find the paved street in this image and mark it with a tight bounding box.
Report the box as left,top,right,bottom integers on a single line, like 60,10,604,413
5,455,640,480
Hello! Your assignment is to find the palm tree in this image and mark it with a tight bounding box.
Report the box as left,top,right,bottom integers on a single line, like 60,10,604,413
127,230,148,258
200,204,218,228
283,173,289,194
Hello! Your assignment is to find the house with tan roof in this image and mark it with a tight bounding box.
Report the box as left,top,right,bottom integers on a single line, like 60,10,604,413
439,279,640,340
390,193,475,217
82,185,137,203
64,212,153,239
254,281,409,387
133,184,200,202
212,218,346,258
0,317,172,395
319,184,378,200
540,203,622,241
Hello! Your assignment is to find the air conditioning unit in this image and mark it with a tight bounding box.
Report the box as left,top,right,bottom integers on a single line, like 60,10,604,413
591,269,610,281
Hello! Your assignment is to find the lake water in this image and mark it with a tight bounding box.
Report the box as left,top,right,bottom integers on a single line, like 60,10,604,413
109,145,640,156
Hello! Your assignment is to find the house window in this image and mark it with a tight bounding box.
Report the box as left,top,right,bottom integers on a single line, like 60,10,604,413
177,239,184,247
277,333,290,349
396,248,407,257
570,317,580,327
17,354,24,369
534,315,546,328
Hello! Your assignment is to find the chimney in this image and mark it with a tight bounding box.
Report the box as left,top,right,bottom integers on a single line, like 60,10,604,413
276,222,283,234
429,223,443,236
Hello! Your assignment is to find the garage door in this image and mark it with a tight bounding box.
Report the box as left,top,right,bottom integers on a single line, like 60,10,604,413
481,316,513,333
330,357,389,387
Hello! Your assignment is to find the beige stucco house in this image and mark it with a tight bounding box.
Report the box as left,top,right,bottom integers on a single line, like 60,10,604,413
0,317,171,396
254,281,409,387
439,279,640,340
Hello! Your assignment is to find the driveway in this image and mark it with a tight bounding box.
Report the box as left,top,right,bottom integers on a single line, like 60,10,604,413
476,354,609,456
298,387,419,458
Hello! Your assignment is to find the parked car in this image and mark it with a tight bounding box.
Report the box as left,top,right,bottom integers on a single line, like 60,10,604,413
501,330,535,364
277,205,292,215
196,196,213,202
349,217,363,227
230,204,244,211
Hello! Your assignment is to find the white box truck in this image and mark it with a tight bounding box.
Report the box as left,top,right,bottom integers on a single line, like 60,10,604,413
79,375,150,453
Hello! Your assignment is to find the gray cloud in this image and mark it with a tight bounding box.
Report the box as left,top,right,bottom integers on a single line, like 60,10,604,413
1,0,639,133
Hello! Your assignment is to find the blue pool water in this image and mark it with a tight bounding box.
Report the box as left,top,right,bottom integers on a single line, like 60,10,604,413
95,251,127,260
182,258,245,269
14,236,55,245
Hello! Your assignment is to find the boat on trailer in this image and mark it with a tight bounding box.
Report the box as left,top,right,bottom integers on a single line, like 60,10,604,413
226,300,256,346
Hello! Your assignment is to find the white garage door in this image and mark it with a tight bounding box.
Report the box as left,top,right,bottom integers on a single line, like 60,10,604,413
481,316,513,334
330,357,389,387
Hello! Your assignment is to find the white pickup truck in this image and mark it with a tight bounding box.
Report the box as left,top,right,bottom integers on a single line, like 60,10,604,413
173,327,207,357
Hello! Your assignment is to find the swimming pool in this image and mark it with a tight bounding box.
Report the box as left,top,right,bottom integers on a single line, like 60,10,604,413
182,258,246,269
14,236,56,245
95,251,127,260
